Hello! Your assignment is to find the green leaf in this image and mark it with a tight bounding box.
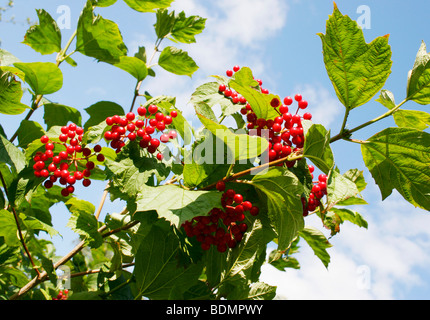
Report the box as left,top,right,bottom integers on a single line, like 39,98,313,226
43,103,82,129
327,170,360,209
318,4,392,110
134,224,203,300
65,198,102,248
65,197,96,215
406,41,430,104
76,0,128,64
13,62,63,95
91,0,117,7
19,212,60,238
154,9,176,40
83,100,125,131
0,133,26,173
123,0,174,13
0,70,29,115
393,110,430,131
105,142,171,200
158,46,198,77
329,207,368,230
190,80,241,118
22,9,62,55
0,209,20,246
376,89,396,110
299,226,332,268
251,167,304,251
361,127,430,210
303,123,334,174
136,185,222,227
112,56,148,81
170,11,206,44
229,67,280,120
0,49,21,67
16,120,45,149
197,113,269,162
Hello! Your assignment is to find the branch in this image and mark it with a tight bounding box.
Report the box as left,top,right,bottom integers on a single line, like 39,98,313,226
200,151,304,191
8,219,139,300
0,171,41,277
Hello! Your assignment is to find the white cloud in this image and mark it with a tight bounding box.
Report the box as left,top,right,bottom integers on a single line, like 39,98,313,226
260,178,430,300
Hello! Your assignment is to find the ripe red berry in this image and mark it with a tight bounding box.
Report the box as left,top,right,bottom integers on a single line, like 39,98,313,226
233,193,243,204
233,65,240,72
219,84,226,92
303,112,312,120
170,110,178,118
137,106,147,116
216,181,226,191
148,104,158,114
226,70,233,77
294,94,302,102
298,100,308,109
283,96,293,105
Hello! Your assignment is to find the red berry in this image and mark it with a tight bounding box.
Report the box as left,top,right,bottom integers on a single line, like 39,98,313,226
226,70,233,77
216,181,226,191
137,106,147,116
97,154,105,162
40,135,49,144
233,65,240,72
303,112,312,120
170,110,178,118
82,179,91,187
233,194,243,204
156,153,163,161
270,98,280,108
219,84,226,92
283,96,293,105
104,131,113,140
294,94,302,102
126,112,135,121
298,100,308,109
148,104,158,114
250,206,259,216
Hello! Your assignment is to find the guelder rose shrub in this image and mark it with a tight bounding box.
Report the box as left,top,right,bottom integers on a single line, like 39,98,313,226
0,1,429,300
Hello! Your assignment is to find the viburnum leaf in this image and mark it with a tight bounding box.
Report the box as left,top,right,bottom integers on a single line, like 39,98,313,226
133,224,204,299
406,41,430,104
298,226,332,268
91,0,117,7
65,198,102,248
13,62,63,95
16,120,45,149
22,9,62,55
158,46,198,77
197,113,269,162
327,170,361,209
190,80,240,119
324,207,368,237
393,110,430,131
43,103,82,130
83,100,125,131
303,123,334,174
229,67,280,120
361,127,430,210
76,0,128,64
112,56,148,81
0,133,26,173
251,167,304,251
170,11,206,44
123,0,174,13
0,209,20,246
318,3,392,110
135,184,222,227
0,70,29,115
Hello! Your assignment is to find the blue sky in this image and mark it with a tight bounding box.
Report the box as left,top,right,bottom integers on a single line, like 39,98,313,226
1,0,430,300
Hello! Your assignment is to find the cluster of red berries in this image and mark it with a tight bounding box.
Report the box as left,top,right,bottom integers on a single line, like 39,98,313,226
301,165,328,216
103,104,178,161
181,181,259,253
52,289,69,300
33,124,105,197
223,66,312,167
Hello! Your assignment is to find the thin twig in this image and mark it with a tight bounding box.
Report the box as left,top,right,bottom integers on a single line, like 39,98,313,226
0,171,41,277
